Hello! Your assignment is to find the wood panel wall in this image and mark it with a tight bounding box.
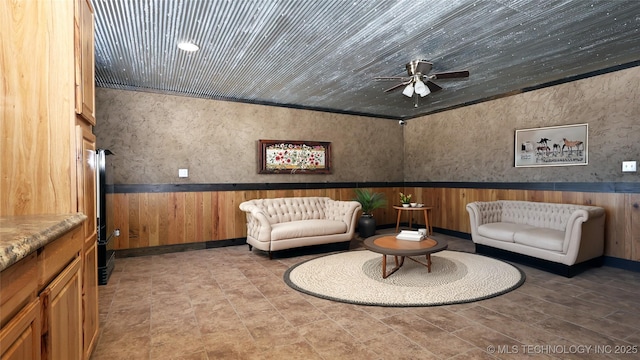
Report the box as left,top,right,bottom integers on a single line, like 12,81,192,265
107,186,640,261
0,0,76,216
404,187,640,261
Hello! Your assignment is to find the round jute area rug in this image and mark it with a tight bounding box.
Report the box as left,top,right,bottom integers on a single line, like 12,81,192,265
283,250,525,307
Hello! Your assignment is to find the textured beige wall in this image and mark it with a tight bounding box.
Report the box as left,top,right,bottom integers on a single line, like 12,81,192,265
96,66,639,185
404,66,640,182
95,89,404,184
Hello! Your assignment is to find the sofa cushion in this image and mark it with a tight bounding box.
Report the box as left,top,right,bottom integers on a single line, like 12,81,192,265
271,219,347,241
477,222,536,242
513,228,564,252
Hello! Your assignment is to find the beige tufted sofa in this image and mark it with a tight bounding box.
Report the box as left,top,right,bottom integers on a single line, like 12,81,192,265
466,200,605,276
239,197,361,258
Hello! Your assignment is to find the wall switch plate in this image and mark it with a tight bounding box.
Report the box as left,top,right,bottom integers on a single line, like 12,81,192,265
622,161,637,172
178,168,189,177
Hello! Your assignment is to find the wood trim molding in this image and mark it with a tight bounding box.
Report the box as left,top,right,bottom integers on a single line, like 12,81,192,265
108,182,640,194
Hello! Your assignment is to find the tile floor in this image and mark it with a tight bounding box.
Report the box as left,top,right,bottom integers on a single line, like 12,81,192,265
91,231,640,360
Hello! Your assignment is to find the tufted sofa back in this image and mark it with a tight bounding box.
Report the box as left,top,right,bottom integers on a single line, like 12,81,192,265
502,201,581,230
473,200,600,231
243,197,330,224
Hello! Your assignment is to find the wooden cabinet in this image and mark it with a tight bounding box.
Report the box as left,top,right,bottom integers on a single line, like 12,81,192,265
40,257,83,360
0,0,76,217
75,122,99,358
0,299,41,360
75,0,96,124
1,0,97,357
0,254,40,360
76,125,97,247
76,128,99,357
38,226,83,360
81,241,99,359
75,0,100,353
1,225,84,360
74,0,99,355
0,254,37,329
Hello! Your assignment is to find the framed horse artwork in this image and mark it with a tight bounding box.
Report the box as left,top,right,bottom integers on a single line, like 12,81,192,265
515,123,588,167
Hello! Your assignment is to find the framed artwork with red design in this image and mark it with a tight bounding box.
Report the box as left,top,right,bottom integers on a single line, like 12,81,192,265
258,139,332,174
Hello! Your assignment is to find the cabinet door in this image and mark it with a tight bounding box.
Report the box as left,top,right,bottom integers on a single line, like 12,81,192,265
0,0,76,217
82,240,99,358
76,124,96,242
76,121,98,358
74,0,95,124
0,299,41,360
41,257,82,360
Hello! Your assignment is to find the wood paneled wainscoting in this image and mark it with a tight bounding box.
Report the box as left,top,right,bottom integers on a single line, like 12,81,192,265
106,186,402,250
403,184,640,263
106,183,640,264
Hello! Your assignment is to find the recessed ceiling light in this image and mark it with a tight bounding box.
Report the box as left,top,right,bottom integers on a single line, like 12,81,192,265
178,42,199,52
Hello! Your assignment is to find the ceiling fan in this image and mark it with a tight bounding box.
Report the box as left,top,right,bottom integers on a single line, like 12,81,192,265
375,60,469,107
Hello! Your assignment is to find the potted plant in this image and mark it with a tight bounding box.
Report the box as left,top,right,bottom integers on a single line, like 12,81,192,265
399,192,412,207
353,188,387,238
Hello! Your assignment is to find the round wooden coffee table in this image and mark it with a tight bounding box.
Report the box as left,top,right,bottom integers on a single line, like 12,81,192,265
363,235,448,279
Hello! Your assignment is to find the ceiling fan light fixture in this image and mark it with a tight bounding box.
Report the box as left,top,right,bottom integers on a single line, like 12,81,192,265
414,78,430,97
178,41,200,52
376,59,469,106
402,83,414,97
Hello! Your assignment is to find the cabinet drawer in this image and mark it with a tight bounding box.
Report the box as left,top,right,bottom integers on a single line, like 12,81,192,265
0,253,37,328
0,298,41,360
37,225,83,291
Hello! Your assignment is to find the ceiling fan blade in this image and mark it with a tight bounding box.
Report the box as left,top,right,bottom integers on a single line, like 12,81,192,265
432,70,470,79
374,76,411,81
384,82,411,92
426,81,443,93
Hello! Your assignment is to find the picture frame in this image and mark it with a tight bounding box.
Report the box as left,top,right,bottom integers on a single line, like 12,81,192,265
515,123,588,167
258,139,332,174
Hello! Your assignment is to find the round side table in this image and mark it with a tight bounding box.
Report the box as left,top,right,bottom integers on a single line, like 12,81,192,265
393,205,433,235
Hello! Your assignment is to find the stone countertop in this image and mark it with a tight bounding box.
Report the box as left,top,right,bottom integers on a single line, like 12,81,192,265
0,213,87,272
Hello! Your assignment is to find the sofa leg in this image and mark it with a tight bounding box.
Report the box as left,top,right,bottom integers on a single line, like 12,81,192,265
268,251,272,260
248,244,253,251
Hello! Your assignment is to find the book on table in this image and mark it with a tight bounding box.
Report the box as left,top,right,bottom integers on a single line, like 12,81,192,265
396,230,424,241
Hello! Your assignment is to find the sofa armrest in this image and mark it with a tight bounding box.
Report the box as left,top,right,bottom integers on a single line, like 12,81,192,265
325,199,362,234
239,202,273,243
563,207,605,262
465,203,482,242
466,201,504,242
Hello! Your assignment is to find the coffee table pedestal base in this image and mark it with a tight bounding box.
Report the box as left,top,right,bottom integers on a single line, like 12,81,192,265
381,254,433,279
364,235,447,280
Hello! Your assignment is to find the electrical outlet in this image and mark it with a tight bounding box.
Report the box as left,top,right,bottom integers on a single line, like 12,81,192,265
622,161,637,172
178,168,189,178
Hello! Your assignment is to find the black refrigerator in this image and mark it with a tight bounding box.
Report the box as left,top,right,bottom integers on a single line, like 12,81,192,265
96,149,115,285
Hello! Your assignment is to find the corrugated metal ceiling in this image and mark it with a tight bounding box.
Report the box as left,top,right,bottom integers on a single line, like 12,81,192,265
92,0,640,120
